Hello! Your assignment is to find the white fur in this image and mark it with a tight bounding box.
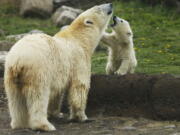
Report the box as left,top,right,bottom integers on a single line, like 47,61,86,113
4,4,112,131
102,17,137,75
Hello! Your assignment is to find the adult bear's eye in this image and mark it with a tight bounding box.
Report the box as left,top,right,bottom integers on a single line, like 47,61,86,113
86,20,93,24
120,20,123,23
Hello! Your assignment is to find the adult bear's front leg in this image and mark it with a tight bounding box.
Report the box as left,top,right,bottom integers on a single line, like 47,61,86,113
68,80,89,122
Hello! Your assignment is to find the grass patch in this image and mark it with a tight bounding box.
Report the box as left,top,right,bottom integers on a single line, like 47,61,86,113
0,1,179,74
0,4,59,37
92,0,180,74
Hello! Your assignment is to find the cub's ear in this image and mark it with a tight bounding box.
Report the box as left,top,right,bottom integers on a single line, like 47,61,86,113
84,19,94,26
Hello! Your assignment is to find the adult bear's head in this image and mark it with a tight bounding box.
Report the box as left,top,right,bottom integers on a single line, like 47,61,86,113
70,3,113,34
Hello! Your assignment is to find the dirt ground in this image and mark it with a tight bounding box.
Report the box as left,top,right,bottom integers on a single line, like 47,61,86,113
1,107,180,135
1,77,180,135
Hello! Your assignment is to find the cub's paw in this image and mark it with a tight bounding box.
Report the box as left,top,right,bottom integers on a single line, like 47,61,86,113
69,112,88,123
115,70,126,75
49,112,64,119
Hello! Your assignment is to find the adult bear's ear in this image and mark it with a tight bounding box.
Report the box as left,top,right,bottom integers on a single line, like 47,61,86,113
84,19,94,26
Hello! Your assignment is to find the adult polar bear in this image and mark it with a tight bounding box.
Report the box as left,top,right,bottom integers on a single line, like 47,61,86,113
4,4,113,131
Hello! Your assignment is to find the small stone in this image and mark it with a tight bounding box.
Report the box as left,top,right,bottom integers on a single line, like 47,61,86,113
0,51,7,77
122,126,137,130
28,29,44,34
0,29,5,36
20,0,53,18
6,34,26,41
56,10,77,26
164,124,176,128
61,25,69,31
170,133,180,135
6,29,44,41
0,41,14,51
52,6,83,27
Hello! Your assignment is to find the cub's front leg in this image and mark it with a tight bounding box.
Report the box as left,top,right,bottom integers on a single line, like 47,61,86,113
115,59,130,75
106,61,115,75
101,32,115,46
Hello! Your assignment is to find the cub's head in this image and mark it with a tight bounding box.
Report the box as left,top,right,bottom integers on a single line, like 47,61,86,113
70,3,113,33
111,16,133,38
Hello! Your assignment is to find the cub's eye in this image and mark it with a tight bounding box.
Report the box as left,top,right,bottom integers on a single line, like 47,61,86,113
120,20,123,23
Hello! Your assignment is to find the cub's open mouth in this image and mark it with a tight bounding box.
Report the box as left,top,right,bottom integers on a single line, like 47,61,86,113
110,16,117,27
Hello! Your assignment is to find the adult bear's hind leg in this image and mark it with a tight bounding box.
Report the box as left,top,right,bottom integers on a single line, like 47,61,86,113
26,85,56,131
48,90,64,118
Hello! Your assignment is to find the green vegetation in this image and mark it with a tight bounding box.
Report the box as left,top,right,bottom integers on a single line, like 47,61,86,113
0,4,59,37
0,1,179,74
92,1,180,74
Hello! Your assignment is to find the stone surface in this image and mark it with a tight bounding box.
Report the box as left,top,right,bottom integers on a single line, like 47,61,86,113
20,0,53,18
61,25,69,31
53,0,112,9
152,76,180,120
87,74,180,120
0,51,7,77
0,41,14,51
0,29,5,36
52,6,83,27
6,29,44,41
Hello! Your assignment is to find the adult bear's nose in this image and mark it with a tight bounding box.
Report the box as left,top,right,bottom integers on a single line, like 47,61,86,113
98,3,113,15
109,3,113,8
107,3,113,15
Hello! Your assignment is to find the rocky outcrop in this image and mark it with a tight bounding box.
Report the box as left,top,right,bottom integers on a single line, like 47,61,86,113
53,0,112,9
0,41,14,51
0,51,7,77
52,6,82,27
20,0,53,18
0,29,5,37
87,74,180,120
6,29,44,41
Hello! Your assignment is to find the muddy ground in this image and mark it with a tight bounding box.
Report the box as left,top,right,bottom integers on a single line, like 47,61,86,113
1,76,180,135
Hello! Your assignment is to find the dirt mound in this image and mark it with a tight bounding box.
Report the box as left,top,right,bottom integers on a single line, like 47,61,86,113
1,74,180,120
87,74,180,120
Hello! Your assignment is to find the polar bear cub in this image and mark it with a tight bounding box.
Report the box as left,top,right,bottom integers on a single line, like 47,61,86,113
102,16,137,75
4,3,113,131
